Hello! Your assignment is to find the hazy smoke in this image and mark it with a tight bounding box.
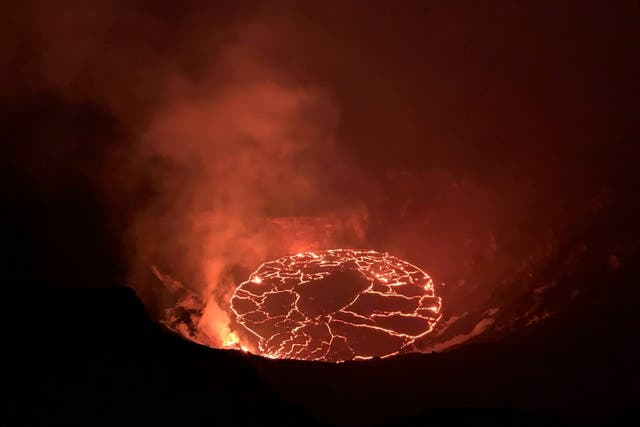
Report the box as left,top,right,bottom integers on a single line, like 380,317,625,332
3,2,370,344
3,1,636,351
127,21,369,345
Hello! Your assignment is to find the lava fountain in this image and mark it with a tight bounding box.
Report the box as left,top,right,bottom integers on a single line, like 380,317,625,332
230,249,442,362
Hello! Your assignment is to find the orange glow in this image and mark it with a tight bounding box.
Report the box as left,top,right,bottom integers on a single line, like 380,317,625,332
230,249,442,362
222,330,240,347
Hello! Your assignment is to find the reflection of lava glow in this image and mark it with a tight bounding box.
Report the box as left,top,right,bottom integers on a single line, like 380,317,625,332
230,249,442,362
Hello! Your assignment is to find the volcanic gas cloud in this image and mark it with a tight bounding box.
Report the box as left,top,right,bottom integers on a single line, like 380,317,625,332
230,249,442,362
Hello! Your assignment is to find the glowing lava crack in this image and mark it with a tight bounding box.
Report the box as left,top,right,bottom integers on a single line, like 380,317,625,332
230,249,442,362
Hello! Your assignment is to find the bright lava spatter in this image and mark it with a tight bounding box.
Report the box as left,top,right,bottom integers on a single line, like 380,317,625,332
230,249,442,362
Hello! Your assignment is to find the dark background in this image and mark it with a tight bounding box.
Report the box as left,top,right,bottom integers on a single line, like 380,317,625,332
3,1,639,425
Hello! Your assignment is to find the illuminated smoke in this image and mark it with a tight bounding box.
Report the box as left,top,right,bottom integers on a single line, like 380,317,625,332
230,249,442,362
4,2,624,356
128,20,370,348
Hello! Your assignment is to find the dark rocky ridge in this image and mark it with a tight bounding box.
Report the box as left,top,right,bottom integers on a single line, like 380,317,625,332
7,255,638,427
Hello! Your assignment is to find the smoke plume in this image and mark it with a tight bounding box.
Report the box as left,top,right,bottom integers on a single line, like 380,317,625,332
2,0,637,351
127,21,369,345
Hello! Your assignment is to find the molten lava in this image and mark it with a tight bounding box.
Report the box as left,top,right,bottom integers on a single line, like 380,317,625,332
230,249,442,362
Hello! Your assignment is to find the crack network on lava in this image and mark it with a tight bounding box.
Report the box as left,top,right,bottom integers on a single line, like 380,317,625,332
230,249,442,362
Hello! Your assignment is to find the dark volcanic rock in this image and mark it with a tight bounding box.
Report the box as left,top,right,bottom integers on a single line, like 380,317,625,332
7,286,313,426
7,270,639,426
